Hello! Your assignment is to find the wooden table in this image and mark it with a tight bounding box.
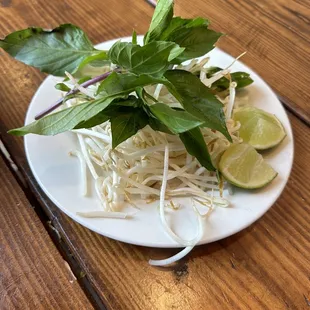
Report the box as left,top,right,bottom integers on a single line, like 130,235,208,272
0,0,309,309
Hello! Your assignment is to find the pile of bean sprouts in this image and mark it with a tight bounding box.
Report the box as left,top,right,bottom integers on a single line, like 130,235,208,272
61,55,248,266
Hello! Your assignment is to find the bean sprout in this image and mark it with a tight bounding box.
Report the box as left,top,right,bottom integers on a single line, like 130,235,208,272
64,53,249,266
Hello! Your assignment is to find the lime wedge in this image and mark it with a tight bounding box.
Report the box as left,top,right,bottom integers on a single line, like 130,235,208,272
233,107,286,150
219,143,277,189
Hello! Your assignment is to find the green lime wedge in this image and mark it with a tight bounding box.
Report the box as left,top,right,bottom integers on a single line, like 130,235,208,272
233,107,286,150
219,143,277,189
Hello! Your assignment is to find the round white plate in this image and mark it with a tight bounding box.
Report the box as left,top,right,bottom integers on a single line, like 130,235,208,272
24,36,294,247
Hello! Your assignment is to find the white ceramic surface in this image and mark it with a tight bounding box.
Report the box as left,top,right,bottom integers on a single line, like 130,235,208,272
24,36,294,247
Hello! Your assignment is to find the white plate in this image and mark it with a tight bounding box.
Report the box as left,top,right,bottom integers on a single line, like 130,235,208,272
24,36,294,247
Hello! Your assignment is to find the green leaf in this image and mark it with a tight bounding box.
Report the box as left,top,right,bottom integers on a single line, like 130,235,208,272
185,17,210,28
155,15,220,62
97,72,164,96
213,72,254,90
167,27,223,63
149,103,203,134
55,83,71,92
76,51,108,71
205,67,253,90
206,66,221,77
78,76,92,84
74,97,143,129
9,97,115,136
144,0,174,44
75,112,110,129
232,72,253,89
76,61,111,78
62,93,90,104
164,70,231,141
112,96,142,108
0,24,102,76
135,88,173,134
108,41,184,76
85,59,111,68
111,108,149,148
160,16,209,40
132,30,137,44
179,127,215,171
148,117,172,134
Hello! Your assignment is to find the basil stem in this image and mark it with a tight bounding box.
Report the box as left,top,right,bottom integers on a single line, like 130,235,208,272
35,71,115,120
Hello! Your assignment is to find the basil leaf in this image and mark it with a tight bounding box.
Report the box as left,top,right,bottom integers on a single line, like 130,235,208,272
205,67,253,90
78,76,92,84
167,27,223,63
213,72,254,90
112,96,142,108
179,127,215,171
97,72,164,96
144,0,173,44
74,97,143,129
206,66,221,77
160,16,209,40
9,97,114,136
132,30,137,44
55,83,71,92
111,108,149,148
135,88,173,134
76,51,108,71
164,70,231,141
154,15,220,62
148,117,172,134
85,59,111,68
0,24,102,76
75,113,110,129
149,103,203,134
108,41,184,76
137,84,202,135
185,17,210,28
232,72,253,88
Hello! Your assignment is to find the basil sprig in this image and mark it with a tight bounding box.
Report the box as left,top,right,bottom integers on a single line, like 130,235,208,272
2,0,254,171
0,24,107,76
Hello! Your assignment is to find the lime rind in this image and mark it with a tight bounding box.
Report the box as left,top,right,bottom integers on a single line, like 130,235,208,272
219,143,278,189
233,107,286,150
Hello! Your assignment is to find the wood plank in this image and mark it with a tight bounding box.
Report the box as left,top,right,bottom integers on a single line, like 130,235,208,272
0,156,93,309
0,1,310,309
171,0,310,125
2,112,309,310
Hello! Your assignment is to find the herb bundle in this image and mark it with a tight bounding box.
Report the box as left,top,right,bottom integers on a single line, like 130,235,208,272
0,0,253,172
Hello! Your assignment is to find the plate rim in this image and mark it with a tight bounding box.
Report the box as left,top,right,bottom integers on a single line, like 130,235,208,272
24,35,294,248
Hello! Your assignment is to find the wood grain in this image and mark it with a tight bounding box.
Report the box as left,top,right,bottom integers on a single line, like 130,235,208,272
0,157,93,309
2,112,309,310
172,0,310,125
0,1,310,309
